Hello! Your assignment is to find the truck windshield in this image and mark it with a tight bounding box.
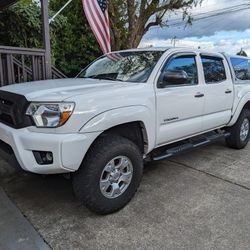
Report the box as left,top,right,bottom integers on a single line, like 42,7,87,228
78,51,163,82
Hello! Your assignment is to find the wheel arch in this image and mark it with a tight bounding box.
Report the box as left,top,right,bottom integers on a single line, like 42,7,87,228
79,106,155,153
228,95,250,126
100,121,148,153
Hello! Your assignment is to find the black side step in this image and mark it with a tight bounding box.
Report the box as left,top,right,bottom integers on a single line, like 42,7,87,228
153,132,230,161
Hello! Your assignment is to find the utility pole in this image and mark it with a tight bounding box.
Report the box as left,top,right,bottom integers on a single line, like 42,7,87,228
171,36,177,47
41,0,52,79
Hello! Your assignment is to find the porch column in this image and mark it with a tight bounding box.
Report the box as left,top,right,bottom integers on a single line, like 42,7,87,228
41,0,52,79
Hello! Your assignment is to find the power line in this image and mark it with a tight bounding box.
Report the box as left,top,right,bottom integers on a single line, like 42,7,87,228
170,3,249,21
170,7,250,27
178,3,250,16
169,4,250,26
151,3,250,29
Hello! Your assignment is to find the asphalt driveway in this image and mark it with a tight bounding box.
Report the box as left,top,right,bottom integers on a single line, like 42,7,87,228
0,141,250,250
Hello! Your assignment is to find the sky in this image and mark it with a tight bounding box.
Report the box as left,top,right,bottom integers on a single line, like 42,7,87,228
139,0,250,55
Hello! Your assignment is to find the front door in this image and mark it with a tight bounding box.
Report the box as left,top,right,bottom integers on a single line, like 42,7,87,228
155,53,205,146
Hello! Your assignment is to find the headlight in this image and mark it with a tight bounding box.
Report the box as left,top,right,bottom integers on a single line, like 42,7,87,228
26,102,75,128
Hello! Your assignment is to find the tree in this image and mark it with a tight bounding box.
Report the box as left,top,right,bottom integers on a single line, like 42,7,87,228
0,0,101,77
0,1,42,48
0,0,203,76
109,0,203,50
237,49,248,57
49,0,101,76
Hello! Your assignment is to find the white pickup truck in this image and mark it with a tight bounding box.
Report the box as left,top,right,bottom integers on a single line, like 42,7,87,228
0,47,250,214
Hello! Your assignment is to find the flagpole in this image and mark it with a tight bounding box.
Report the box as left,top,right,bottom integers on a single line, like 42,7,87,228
49,0,74,24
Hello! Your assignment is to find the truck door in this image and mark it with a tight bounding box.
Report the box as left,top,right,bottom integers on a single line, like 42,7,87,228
200,54,234,131
155,53,205,146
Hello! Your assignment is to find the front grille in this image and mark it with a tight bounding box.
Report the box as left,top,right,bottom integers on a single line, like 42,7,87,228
0,113,14,126
0,90,33,128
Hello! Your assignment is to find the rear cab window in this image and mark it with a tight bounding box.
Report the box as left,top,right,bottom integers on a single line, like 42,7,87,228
201,55,227,84
230,57,250,81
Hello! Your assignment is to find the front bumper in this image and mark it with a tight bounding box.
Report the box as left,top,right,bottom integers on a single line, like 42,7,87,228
0,122,100,174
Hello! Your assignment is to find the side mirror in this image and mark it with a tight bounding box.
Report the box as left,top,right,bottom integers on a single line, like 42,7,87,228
158,70,189,88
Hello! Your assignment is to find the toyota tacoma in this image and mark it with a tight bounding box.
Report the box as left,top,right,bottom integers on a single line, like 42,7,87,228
0,47,250,214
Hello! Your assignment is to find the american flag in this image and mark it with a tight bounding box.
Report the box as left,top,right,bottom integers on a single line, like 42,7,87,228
82,0,111,54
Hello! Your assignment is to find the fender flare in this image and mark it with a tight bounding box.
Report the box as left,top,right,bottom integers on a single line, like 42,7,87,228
228,92,250,126
79,105,155,153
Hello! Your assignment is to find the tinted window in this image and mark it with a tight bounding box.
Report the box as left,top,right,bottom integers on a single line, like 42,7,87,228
162,55,198,85
201,56,226,83
230,57,250,80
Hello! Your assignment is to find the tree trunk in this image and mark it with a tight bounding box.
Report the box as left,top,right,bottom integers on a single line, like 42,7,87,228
110,22,121,51
125,30,145,49
109,1,122,51
125,17,146,49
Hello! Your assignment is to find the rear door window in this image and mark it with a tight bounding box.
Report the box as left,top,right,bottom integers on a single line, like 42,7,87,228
230,57,250,80
201,56,227,83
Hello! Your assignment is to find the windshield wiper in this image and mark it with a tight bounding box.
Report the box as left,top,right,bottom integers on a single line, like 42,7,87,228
83,74,124,82
98,76,124,82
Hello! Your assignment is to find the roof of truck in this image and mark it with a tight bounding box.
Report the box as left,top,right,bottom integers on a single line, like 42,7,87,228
112,46,223,56
109,47,170,53
108,47,250,61
225,54,250,60
109,47,220,54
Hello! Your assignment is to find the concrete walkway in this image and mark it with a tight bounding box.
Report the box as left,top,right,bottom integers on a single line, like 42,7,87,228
0,141,250,249
0,187,50,250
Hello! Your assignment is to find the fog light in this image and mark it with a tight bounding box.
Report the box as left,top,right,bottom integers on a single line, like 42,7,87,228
33,151,53,165
45,152,53,162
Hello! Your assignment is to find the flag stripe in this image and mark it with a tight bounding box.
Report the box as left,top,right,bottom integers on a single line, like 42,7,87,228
105,10,111,46
82,0,111,54
83,1,108,53
91,1,110,44
89,0,109,44
85,0,108,52
106,52,123,61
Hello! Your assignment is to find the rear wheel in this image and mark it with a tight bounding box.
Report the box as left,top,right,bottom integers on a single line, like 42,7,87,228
226,109,250,149
72,134,143,214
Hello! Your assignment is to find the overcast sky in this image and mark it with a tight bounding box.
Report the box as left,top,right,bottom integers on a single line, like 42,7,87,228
139,0,250,55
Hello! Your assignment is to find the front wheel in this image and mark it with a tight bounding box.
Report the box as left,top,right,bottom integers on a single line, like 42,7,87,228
226,109,250,149
72,135,143,214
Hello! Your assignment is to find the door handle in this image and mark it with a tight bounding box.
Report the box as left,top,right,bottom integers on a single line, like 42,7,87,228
194,93,204,98
225,89,232,94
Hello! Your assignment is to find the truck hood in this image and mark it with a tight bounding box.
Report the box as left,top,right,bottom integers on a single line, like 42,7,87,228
0,78,138,102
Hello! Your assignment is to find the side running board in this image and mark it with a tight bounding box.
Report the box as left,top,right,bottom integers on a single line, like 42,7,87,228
153,132,230,161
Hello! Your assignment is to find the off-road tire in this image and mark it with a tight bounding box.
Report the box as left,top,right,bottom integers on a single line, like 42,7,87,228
72,134,143,214
226,109,250,149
